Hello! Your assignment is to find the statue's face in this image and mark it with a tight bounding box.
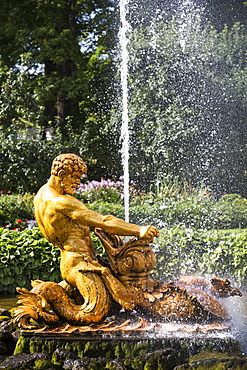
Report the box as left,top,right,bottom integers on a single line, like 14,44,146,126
61,170,84,195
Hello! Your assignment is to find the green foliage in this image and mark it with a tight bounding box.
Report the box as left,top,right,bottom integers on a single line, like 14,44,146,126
88,201,125,220
0,0,119,134
123,18,247,196
153,227,247,288
216,194,247,229
0,193,34,227
0,226,246,294
0,125,122,194
0,1,121,182
0,228,61,294
88,186,247,230
127,179,217,228
0,129,66,193
132,193,247,230
0,57,41,129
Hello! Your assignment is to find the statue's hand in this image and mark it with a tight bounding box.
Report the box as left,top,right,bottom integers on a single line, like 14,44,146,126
140,225,159,239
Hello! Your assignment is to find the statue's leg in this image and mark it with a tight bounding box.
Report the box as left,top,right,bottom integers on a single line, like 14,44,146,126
14,277,111,327
60,252,135,314
73,270,111,322
73,260,136,311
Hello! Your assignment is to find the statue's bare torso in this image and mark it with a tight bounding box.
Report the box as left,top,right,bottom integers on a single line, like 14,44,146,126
34,183,102,286
34,183,93,254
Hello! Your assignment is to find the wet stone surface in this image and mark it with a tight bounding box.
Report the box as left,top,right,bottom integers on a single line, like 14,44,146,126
0,312,247,369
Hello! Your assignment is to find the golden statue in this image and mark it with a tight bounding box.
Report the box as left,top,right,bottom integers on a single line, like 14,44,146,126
13,154,241,329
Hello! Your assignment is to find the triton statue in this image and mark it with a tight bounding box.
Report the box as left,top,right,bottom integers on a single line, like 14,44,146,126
13,153,242,329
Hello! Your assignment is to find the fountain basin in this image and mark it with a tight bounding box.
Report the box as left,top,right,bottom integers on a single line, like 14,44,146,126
14,321,241,364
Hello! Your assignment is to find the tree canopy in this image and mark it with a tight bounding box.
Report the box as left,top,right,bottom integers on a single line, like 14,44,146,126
126,17,247,196
0,0,118,132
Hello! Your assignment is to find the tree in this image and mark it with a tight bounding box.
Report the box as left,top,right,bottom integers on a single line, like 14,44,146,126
0,0,118,134
0,55,41,129
0,0,123,181
126,18,247,196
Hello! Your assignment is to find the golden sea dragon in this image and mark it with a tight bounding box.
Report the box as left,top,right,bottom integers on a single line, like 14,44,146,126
93,228,242,321
13,229,242,328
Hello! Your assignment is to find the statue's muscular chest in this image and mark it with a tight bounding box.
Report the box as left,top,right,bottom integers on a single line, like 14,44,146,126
44,210,71,243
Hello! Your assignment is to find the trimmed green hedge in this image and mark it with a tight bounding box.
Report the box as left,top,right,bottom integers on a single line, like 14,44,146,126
0,228,60,293
0,193,34,227
0,227,246,294
153,227,247,288
1,192,247,230
87,194,247,230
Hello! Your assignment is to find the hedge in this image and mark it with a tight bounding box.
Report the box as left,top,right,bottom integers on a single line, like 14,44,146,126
0,228,60,293
0,226,246,294
153,227,247,288
1,192,247,231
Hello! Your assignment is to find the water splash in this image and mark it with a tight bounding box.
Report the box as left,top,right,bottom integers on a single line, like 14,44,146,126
225,294,247,355
178,0,203,51
119,0,130,222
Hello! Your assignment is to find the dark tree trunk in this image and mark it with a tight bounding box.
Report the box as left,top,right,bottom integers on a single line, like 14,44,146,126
42,1,81,134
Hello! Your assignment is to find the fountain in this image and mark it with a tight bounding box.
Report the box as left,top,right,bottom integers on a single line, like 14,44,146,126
5,1,247,368
120,0,247,196
8,153,244,369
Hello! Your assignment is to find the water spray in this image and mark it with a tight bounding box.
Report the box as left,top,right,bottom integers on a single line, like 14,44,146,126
119,0,130,222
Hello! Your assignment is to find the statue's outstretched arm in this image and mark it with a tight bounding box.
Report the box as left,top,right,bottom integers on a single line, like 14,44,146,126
72,208,159,239
56,194,159,239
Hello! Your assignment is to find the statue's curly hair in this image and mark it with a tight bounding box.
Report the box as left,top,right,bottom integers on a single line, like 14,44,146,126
51,153,87,177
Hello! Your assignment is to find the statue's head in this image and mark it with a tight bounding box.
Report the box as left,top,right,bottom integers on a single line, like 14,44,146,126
51,153,87,195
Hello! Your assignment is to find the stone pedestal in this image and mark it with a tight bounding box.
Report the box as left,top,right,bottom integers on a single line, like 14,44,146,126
15,332,241,357
13,323,242,370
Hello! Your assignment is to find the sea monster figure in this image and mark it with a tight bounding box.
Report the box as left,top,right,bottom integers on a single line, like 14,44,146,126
14,228,242,328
